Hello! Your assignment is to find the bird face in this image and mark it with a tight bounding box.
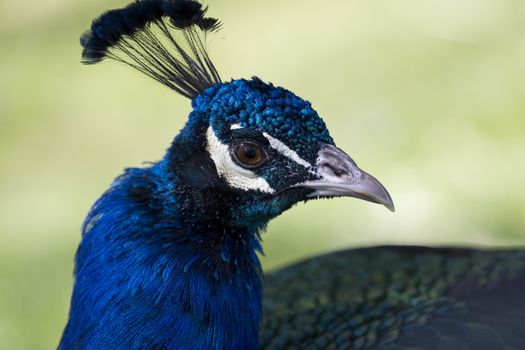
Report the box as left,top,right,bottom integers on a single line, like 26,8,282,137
173,78,394,228
79,1,393,230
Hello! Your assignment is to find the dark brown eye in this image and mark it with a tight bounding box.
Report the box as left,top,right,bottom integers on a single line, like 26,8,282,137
231,142,266,168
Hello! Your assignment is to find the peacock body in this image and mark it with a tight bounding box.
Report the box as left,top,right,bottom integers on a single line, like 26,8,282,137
59,1,525,349
262,246,525,349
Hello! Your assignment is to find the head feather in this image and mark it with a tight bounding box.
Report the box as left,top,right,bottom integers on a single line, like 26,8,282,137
80,0,222,98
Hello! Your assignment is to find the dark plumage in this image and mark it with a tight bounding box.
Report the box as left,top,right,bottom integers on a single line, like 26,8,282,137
60,1,525,349
262,246,525,349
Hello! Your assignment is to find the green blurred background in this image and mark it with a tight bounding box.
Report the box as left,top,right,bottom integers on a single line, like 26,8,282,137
1,0,524,348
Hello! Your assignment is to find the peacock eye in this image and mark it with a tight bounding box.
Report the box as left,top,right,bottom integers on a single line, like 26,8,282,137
231,141,267,168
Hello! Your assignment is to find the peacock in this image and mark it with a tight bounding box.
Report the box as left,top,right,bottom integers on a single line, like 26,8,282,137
60,1,525,349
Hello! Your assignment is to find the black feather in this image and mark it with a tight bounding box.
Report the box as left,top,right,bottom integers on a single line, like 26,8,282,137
80,0,221,98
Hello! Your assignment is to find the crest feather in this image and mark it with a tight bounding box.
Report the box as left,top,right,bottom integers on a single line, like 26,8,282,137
80,0,222,98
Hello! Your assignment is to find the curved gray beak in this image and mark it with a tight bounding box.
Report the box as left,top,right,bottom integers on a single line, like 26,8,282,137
293,144,395,212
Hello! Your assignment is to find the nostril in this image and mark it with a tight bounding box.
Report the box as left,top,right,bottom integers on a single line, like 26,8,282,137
322,163,347,177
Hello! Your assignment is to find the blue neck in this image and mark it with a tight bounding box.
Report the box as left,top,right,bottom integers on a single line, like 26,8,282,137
60,162,263,350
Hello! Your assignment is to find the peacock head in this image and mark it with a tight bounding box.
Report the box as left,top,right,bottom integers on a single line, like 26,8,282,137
81,0,394,229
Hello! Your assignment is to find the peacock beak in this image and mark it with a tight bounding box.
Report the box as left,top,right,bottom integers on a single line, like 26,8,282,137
293,143,395,212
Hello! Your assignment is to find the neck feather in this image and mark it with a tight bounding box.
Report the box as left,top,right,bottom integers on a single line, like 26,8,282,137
60,164,263,350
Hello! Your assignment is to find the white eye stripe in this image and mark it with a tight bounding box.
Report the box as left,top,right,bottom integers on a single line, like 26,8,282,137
206,126,275,194
263,133,311,168
230,123,243,130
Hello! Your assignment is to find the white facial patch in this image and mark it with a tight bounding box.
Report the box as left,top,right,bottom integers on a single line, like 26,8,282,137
263,133,312,168
230,123,243,130
206,126,275,194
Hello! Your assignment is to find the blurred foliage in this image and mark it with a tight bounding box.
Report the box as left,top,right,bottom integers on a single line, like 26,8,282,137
1,0,524,348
